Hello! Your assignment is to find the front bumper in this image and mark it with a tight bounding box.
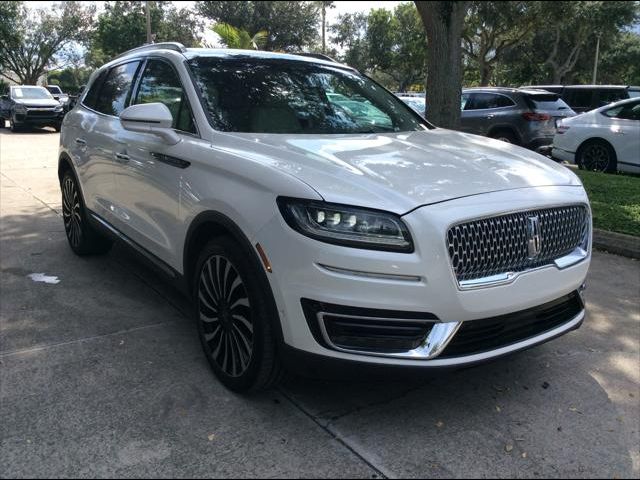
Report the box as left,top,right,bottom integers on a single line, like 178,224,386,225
551,147,576,164
257,186,591,368
14,111,63,126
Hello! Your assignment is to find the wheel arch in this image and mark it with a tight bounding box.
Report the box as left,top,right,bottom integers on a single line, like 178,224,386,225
58,152,75,183
487,124,522,144
183,210,285,344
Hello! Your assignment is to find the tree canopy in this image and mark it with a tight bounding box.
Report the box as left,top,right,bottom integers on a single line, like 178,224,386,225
196,1,320,52
86,1,203,67
0,1,94,84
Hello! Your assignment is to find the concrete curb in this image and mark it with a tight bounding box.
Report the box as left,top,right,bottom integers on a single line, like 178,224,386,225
593,228,640,259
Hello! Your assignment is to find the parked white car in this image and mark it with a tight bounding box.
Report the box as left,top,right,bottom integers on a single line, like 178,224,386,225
552,97,640,173
59,43,591,392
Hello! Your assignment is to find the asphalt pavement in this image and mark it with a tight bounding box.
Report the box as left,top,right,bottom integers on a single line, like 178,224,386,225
1,126,638,478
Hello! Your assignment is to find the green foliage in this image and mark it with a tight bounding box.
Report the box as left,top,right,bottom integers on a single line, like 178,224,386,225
463,1,541,86
196,1,320,52
0,1,95,84
87,1,203,66
575,170,640,237
331,2,426,91
329,12,368,71
493,1,639,85
596,31,640,85
47,66,92,94
211,23,268,50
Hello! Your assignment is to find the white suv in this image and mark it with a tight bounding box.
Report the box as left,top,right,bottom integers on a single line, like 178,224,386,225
59,43,591,392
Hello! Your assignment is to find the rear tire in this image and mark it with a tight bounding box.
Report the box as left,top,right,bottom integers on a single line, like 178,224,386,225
577,139,617,173
194,237,283,393
61,170,113,255
489,129,519,145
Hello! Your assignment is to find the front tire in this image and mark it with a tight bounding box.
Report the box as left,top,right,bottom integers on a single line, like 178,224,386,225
61,170,113,255
9,116,19,132
194,237,283,393
577,139,617,173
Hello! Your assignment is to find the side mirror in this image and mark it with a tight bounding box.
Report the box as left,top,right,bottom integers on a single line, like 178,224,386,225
119,103,180,145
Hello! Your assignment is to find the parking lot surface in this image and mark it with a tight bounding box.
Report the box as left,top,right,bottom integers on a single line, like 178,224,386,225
1,127,639,478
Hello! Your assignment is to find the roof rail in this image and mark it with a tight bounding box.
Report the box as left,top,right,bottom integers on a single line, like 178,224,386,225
295,52,339,63
112,42,187,61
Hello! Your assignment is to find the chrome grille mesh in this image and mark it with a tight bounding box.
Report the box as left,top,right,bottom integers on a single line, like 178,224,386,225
447,205,588,282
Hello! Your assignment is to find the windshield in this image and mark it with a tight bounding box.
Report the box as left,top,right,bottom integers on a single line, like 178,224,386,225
11,87,53,100
187,57,428,134
525,93,573,111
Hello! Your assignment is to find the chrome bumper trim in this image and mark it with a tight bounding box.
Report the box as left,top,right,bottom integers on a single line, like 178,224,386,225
317,311,460,360
458,247,589,290
317,309,584,363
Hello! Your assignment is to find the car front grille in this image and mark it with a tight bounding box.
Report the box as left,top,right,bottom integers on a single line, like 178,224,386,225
26,109,57,117
447,205,588,283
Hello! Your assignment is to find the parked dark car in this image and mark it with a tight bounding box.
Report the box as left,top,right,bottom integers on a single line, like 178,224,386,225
460,87,576,150
0,85,64,132
44,85,71,112
523,85,640,113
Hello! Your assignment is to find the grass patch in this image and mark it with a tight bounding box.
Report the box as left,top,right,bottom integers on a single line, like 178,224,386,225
574,169,640,237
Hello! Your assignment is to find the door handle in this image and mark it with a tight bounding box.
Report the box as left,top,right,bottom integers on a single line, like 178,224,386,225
75,138,87,145
486,114,495,119
114,152,130,163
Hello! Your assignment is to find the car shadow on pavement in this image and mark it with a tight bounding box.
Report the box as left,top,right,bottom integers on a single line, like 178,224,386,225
1,208,638,478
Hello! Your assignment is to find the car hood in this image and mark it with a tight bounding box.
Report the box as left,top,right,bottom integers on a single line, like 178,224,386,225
223,129,582,214
13,98,60,107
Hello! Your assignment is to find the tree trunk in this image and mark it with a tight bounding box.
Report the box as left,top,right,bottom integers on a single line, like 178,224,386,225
415,1,467,129
322,4,326,54
479,59,492,86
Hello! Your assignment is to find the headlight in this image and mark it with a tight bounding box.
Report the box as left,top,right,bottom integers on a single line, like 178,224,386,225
54,105,63,112
277,197,413,252
14,105,27,114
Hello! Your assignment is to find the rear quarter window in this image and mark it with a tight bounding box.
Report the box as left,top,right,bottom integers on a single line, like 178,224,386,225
526,94,572,111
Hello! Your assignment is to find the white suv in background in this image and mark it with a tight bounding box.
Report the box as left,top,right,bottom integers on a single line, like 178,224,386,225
59,43,591,392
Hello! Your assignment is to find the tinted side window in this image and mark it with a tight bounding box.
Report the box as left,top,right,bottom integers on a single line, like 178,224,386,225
563,90,593,109
134,60,196,133
603,100,640,120
93,61,140,116
82,70,109,110
597,89,628,107
465,93,513,110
